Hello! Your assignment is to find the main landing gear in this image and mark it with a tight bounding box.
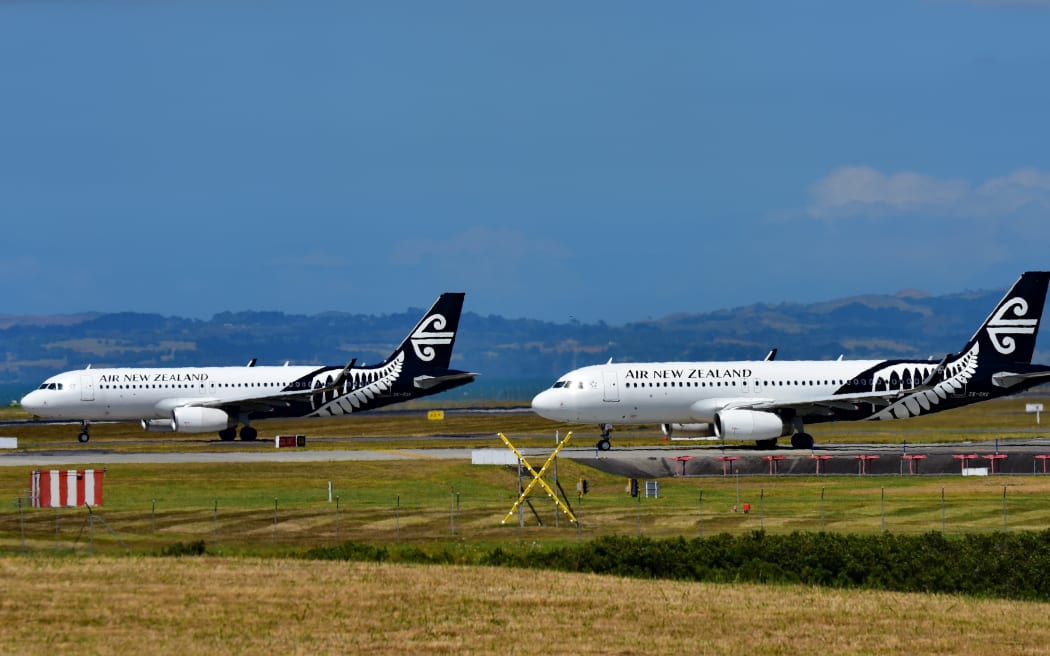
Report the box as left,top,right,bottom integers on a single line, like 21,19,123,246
791,432,815,450
788,417,815,450
217,425,258,441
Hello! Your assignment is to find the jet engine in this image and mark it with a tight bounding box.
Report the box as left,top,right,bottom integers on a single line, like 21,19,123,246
141,419,175,432
713,409,789,441
171,407,231,433
660,423,715,438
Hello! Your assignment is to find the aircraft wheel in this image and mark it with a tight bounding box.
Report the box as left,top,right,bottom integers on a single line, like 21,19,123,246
240,426,258,441
218,427,237,441
78,432,90,444
597,438,611,451
791,432,815,450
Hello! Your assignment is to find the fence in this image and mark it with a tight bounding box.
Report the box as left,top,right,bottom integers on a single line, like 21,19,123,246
5,474,1049,555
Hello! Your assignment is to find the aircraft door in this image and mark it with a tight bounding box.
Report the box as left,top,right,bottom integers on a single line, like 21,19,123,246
602,369,620,402
80,375,95,402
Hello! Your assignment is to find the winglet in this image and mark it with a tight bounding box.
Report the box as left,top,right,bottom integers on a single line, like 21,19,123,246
329,358,357,391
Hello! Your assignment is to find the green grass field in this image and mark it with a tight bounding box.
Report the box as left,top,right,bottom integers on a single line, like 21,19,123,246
2,394,1050,556
5,455,1050,557
4,395,1050,654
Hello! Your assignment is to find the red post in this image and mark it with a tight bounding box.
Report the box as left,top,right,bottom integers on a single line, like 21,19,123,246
809,454,833,475
854,454,879,475
902,454,927,475
716,456,739,477
670,455,693,477
952,454,978,475
762,455,786,475
1036,455,1050,474
982,454,1007,474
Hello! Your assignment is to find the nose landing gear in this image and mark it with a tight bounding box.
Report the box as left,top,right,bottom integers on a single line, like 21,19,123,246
595,424,613,451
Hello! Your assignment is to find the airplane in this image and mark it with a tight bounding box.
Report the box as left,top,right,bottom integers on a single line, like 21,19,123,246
532,272,1050,451
20,293,476,443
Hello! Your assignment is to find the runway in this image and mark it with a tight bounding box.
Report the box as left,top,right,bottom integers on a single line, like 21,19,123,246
0,447,474,467
5,436,1050,477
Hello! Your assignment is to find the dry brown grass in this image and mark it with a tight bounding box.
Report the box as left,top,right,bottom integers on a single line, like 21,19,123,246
1,556,1048,655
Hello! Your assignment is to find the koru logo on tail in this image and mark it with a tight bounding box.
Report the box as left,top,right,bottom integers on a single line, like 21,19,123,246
987,297,1038,355
410,313,454,361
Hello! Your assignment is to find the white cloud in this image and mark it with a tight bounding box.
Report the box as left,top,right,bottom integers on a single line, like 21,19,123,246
808,166,1050,219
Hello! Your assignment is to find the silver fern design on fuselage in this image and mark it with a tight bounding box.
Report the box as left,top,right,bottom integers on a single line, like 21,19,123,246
309,352,405,417
871,344,979,420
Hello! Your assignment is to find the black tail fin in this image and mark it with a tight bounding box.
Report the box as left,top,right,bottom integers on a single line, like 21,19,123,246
965,271,1050,365
387,292,466,372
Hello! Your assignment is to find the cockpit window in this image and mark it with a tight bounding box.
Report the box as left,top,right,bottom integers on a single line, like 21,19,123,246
551,380,586,390
38,382,64,390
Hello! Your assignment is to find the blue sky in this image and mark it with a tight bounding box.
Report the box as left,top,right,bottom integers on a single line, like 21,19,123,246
2,2,1049,324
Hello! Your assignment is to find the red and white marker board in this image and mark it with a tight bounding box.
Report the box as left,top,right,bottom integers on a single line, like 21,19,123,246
30,470,104,508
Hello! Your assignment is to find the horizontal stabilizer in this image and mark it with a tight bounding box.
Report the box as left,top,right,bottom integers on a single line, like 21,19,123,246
991,370,1050,388
413,372,478,390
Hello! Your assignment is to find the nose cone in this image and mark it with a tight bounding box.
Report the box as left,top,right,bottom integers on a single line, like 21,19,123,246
531,388,570,421
20,390,43,415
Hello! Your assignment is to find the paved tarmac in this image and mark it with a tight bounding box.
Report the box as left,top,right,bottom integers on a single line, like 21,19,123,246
6,437,1050,478
0,447,472,467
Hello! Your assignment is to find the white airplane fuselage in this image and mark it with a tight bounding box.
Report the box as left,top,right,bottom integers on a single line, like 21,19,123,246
532,272,1050,450
19,292,475,442
23,365,323,422
533,359,898,425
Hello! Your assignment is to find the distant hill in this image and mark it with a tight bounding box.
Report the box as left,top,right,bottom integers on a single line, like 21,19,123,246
3,285,1041,401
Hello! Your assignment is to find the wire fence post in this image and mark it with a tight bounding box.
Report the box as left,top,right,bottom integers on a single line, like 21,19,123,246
212,499,218,543
820,487,826,532
17,497,26,554
1002,485,1008,531
636,493,642,537
881,487,885,534
944,487,953,533
450,491,455,537
698,489,703,538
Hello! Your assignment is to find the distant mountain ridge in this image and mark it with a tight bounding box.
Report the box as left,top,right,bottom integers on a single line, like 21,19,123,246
4,286,1041,399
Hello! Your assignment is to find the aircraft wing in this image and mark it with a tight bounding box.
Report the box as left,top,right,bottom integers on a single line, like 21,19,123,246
743,389,908,416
